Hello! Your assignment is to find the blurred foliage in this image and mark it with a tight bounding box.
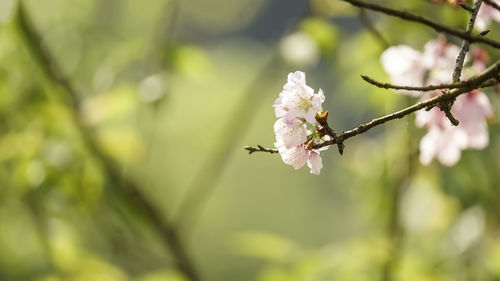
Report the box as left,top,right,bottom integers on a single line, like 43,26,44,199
0,0,500,281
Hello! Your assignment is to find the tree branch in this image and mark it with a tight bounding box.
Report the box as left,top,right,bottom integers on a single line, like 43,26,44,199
484,0,500,11
361,73,499,91
341,0,500,49
246,61,500,154
443,0,483,125
452,0,483,83
244,145,279,154
14,3,201,281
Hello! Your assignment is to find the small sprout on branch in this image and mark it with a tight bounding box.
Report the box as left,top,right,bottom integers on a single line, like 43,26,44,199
479,30,491,36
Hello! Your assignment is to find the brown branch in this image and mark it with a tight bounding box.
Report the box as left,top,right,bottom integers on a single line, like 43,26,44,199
484,0,500,11
341,0,500,49
14,3,201,281
452,0,483,82
444,0,483,125
361,73,499,91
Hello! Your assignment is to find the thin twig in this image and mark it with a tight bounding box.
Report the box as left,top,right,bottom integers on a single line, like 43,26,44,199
361,73,499,91
244,145,279,154
452,0,483,82
14,3,201,281
444,0,483,125
341,0,500,49
484,0,500,11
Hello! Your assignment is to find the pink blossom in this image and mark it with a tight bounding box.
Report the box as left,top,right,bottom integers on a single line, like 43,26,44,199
476,0,500,31
274,71,325,123
422,38,461,83
452,91,494,149
381,45,426,95
416,92,494,166
307,151,323,175
276,143,324,175
419,125,468,166
274,118,307,148
381,37,494,166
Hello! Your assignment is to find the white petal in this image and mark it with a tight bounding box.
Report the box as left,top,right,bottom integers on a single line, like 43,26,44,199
274,118,307,148
278,145,308,169
419,128,440,165
307,151,323,175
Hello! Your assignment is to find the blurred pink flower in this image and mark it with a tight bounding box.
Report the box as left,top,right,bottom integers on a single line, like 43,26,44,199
422,38,461,83
381,37,494,166
381,45,426,95
416,91,494,166
476,0,500,31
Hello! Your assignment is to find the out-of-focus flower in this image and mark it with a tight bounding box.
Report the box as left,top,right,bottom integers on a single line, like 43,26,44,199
453,91,494,149
416,91,494,166
274,71,325,123
476,0,500,31
273,71,327,175
381,38,495,166
381,45,426,95
280,32,320,67
422,38,460,83
418,121,468,166
470,47,489,72
431,0,465,6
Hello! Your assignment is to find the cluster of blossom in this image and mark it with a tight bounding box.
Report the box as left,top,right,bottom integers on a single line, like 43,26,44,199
381,38,494,166
433,0,500,30
273,71,328,175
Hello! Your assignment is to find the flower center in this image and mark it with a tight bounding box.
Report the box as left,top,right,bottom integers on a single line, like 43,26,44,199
295,94,313,110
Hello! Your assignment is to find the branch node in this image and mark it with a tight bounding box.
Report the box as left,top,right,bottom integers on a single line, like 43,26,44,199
439,101,460,126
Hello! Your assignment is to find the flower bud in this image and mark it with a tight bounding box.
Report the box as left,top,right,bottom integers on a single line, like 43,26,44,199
315,110,328,125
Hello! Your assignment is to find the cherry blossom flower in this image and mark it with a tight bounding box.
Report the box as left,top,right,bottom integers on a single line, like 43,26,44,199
381,38,495,166
275,143,324,175
422,38,460,83
476,0,500,31
452,91,494,149
273,71,325,123
381,45,426,95
273,71,327,174
274,118,307,148
416,91,494,166
419,124,467,166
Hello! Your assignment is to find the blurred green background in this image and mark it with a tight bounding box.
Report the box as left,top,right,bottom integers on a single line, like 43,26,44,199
1,0,500,280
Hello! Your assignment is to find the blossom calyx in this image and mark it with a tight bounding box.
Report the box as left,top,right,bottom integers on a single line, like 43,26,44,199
315,110,328,125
